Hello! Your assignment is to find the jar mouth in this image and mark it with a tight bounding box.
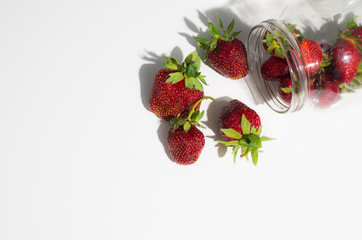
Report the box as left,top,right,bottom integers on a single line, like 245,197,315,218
247,19,310,113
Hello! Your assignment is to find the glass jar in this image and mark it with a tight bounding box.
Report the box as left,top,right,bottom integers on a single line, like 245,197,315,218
246,0,362,113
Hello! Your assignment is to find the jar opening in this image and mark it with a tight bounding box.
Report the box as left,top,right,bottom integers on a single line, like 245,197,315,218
247,19,310,113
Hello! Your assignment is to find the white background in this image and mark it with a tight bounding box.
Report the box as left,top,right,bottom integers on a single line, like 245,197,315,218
1,0,362,239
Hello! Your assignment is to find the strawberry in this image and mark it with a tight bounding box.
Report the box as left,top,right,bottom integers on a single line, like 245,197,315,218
278,76,293,104
149,51,207,120
167,125,205,165
219,99,261,141
261,56,289,81
167,96,215,165
316,79,341,108
263,23,303,58
329,17,362,87
320,71,343,85
331,38,361,84
352,27,362,40
299,39,323,75
218,99,273,165
330,17,362,85
346,16,362,41
194,16,248,80
319,41,331,56
309,71,342,108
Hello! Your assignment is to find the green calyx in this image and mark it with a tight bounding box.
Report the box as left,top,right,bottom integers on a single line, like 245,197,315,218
336,16,362,51
193,15,242,55
281,87,293,93
169,96,216,133
263,31,285,58
337,30,362,51
335,16,362,90
312,56,332,83
347,60,362,89
347,16,360,28
320,56,332,69
164,51,208,92
219,114,274,165
263,23,302,58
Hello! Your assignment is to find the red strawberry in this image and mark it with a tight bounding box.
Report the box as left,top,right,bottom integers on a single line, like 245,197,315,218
219,100,261,141
149,52,207,120
262,23,302,58
321,72,342,85
262,32,277,57
194,16,248,80
330,17,362,87
351,27,362,40
299,39,323,75
278,76,293,104
309,73,341,108
218,99,273,165
261,56,289,81
167,125,205,165
331,38,361,84
167,96,215,165
317,79,341,108
346,16,362,41
319,41,331,56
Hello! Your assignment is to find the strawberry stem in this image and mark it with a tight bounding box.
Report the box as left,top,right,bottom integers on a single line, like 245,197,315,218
240,149,250,158
187,96,216,121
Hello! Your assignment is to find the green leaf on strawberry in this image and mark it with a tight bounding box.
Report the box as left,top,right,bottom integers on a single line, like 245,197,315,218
192,78,204,92
226,18,234,33
281,87,293,93
241,114,251,135
353,61,362,86
247,134,262,148
347,16,360,28
166,72,184,84
183,121,191,133
219,114,274,165
220,128,242,140
250,126,257,134
251,150,259,165
260,136,274,141
163,51,208,92
194,16,242,56
186,65,196,77
169,96,216,133
348,73,362,88
163,56,180,70
198,75,207,85
209,23,220,39
263,22,302,58
232,145,241,163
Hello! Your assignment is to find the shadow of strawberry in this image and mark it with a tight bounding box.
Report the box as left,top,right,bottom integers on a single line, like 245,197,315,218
139,47,184,162
203,96,233,158
138,47,184,112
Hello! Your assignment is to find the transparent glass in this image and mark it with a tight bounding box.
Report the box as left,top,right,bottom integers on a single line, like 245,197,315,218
246,0,362,113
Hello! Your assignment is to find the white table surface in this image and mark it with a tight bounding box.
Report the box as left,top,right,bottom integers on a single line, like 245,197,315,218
1,0,362,239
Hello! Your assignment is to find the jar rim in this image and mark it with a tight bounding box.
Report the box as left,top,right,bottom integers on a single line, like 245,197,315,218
247,19,310,113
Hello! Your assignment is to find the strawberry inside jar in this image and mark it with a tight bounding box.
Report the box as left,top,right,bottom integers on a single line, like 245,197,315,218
245,0,362,113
